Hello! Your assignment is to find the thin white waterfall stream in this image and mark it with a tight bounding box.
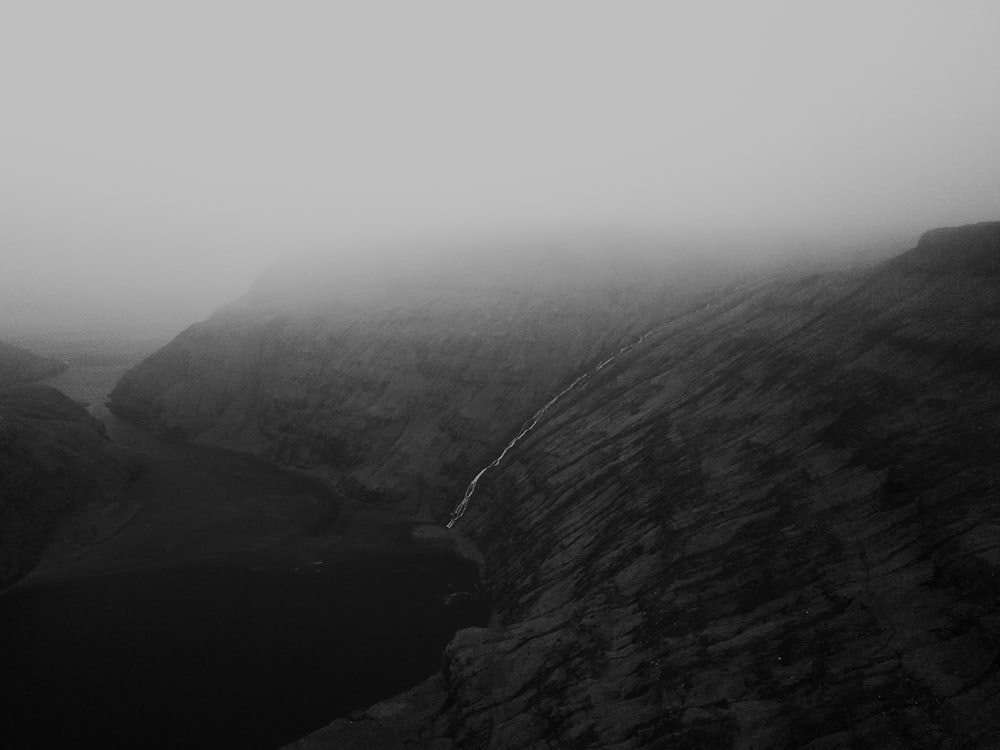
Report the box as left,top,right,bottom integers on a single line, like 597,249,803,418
445,328,656,528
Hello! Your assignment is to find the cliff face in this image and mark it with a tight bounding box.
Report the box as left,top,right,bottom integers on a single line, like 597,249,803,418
288,222,1000,748
110,257,697,519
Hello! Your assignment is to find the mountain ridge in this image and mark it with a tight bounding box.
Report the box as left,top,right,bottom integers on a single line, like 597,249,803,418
0,341,67,385
108,257,714,520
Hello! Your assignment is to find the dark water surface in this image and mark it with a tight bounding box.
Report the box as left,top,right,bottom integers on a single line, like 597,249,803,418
1,555,486,749
5,354,487,747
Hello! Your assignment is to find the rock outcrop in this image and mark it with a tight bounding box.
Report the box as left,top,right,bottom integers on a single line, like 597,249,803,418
285,222,1000,748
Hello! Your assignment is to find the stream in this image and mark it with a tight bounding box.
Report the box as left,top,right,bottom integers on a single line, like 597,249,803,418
446,328,655,527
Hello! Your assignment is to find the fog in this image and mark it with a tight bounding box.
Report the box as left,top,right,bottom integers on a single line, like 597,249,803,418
3,1,999,336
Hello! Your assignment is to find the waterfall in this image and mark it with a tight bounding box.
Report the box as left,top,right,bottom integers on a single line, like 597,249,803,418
445,328,655,528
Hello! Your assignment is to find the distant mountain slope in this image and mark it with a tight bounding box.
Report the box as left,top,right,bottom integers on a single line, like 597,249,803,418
290,222,1000,748
109,252,709,519
0,341,66,385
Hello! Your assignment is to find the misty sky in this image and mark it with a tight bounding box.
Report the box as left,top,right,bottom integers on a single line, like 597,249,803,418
3,1,1000,335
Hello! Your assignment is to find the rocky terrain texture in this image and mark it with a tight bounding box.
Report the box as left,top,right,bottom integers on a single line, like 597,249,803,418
109,252,705,520
0,345,136,588
285,222,1000,748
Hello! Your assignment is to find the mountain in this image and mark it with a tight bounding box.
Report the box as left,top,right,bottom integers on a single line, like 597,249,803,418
0,352,137,588
0,340,67,384
108,250,711,520
277,222,1000,749
106,223,1000,747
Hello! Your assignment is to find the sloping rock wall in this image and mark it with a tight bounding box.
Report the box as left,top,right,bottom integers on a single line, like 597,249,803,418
0,385,135,587
291,223,1000,748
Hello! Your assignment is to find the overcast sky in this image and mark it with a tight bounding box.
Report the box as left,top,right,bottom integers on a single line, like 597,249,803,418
3,1,1000,335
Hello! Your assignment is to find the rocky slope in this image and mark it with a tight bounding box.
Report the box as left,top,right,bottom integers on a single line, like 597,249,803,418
0,340,66,384
285,222,1000,748
109,251,707,520
0,370,136,588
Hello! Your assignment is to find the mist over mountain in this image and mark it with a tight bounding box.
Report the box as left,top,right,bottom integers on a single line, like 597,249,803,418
109,245,722,523
4,2,1000,747
3,2,999,335
5,220,1000,747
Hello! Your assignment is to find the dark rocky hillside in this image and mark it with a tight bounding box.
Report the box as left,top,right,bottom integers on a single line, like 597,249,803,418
0,384,136,588
109,252,705,520
285,222,1000,748
0,342,134,587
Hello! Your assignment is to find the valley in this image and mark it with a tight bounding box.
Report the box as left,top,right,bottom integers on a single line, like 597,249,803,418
0,338,488,749
5,3,999,747
2,222,998,748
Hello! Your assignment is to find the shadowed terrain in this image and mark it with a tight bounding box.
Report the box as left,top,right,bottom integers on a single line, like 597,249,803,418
0,343,136,588
0,345,491,748
279,222,1000,748
71,222,1000,748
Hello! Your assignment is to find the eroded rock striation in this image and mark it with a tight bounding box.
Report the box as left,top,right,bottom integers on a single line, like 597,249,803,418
285,222,1000,748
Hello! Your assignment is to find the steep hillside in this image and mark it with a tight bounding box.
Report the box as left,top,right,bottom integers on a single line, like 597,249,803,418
0,342,134,587
109,253,705,519
0,385,136,587
290,222,1000,748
